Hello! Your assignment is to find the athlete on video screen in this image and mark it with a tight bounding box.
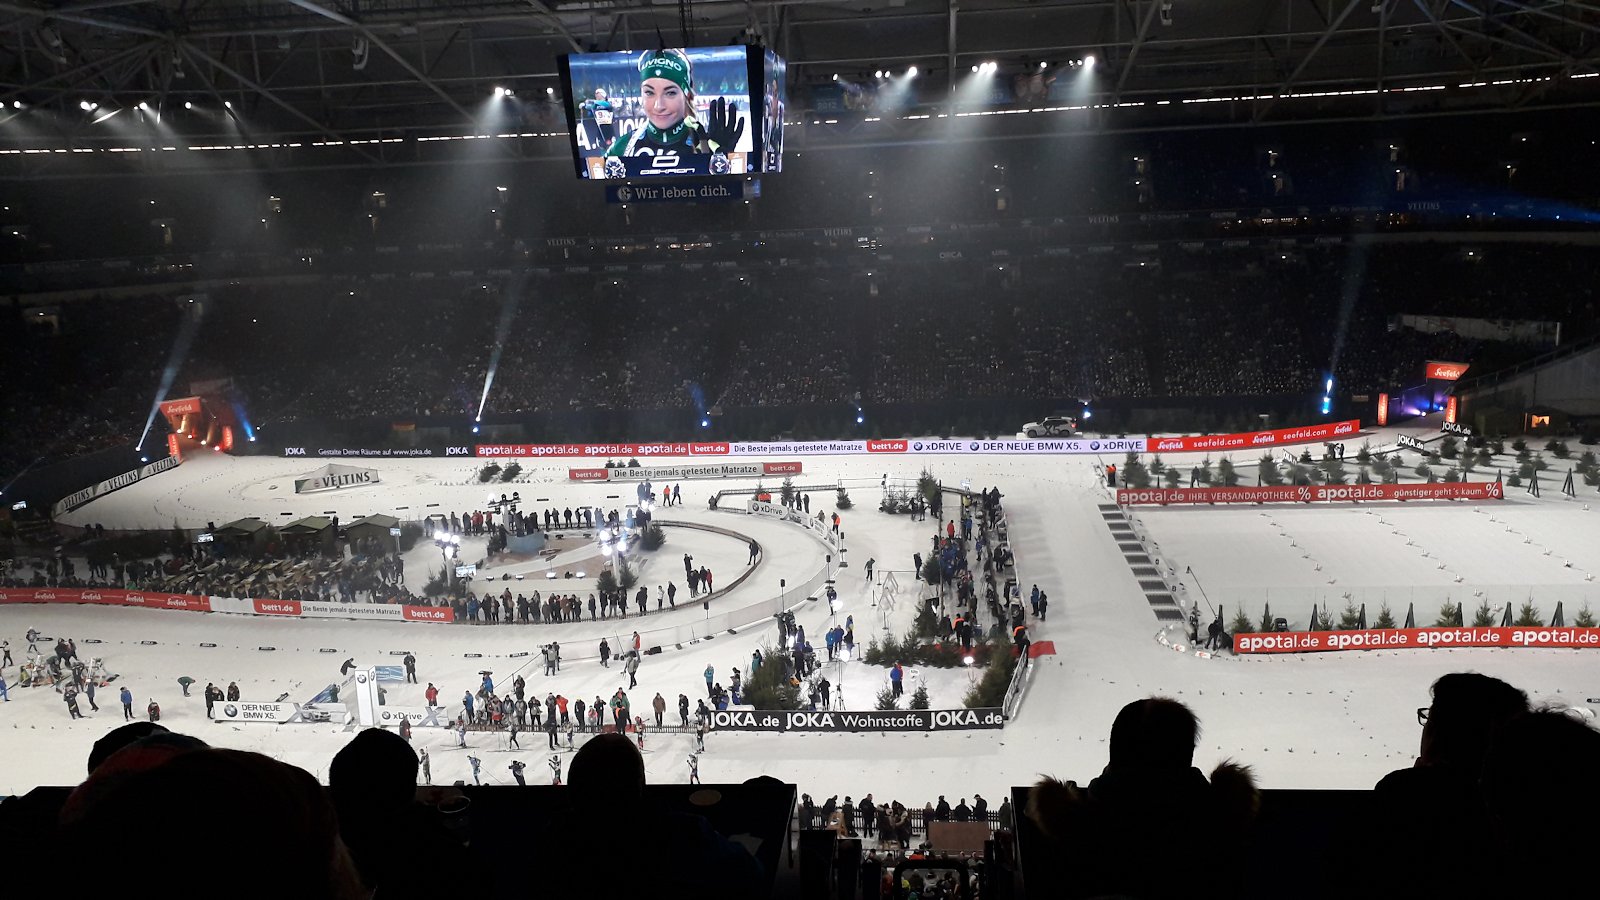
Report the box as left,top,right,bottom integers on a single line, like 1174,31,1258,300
605,49,745,159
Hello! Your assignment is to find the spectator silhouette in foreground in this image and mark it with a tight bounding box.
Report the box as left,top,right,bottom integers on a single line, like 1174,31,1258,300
64,748,366,900
329,727,467,899
1477,708,1600,896
540,732,764,899
1026,697,1258,899
1372,672,1529,898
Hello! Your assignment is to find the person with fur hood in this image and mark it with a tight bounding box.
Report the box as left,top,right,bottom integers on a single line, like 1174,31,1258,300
1025,697,1258,899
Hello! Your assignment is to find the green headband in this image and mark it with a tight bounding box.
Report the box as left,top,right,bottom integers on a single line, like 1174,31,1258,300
639,51,691,92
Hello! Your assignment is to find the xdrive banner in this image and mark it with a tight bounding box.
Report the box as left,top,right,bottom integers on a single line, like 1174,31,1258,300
710,708,1004,733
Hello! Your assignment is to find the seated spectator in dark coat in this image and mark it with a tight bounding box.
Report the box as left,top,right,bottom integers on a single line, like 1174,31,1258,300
1026,697,1258,899
329,727,467,899
541,733,764,899
1372,672,1529,899
1478,708,1600,898
63,748,366,900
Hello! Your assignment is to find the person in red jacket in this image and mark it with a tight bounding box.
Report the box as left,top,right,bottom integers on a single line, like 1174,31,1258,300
424,683,439,706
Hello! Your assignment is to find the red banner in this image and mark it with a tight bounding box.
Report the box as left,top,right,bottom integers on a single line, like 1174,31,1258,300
567,468,610,482
478,442,703,458
1445,396,1458,425
763,462,804,475
1146,420,1360,454
1117,481,1504,505
866,439,909,453
1425,361,1470,381
403,605,455,623
167,432,182,462
0,587,211,611
159,396,202,417
1376,393,1388,427
252,598,302,616
1235,626,1600,654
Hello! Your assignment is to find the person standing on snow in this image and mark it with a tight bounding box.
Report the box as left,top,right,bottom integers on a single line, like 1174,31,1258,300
509,759,526,785
419,747,432,784
468,755,482,785
687,752,701,784
651,692,666,728
626,653,640,690
678,693,690,727
119,686,133,720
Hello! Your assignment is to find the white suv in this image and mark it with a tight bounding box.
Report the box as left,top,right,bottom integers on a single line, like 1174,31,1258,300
1023,416,1077,438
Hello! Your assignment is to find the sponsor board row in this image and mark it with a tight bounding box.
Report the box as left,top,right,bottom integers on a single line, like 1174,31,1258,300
711,707,1004,732
1116,482,1504,505
489,438,1149,458
1145,420,1359,454
749,498,842,549
569,461,802,482
1234,626,1600,654
0,587,453,622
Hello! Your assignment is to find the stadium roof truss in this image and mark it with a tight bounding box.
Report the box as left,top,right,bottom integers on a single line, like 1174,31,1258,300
0,0,1597,146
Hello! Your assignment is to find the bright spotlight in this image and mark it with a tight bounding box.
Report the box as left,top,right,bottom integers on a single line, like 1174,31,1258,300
970,65,978,73
494,86,505,96
224,101,232,109
874,69,883,79
1084,54,1096,68
1039,61,1048,69
184,101,192,109
546,86,555,95
472,425,480,434
137,101,149,111
11,100,20,109
701,418,711,428
906,65,918,77
832,73,839,81
140,456,148,463
79,100,92,110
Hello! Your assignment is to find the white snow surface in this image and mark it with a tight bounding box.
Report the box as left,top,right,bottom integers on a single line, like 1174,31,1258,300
6,426,1599,807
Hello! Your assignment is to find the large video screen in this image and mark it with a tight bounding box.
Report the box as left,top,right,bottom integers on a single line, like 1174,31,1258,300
560,47,784,180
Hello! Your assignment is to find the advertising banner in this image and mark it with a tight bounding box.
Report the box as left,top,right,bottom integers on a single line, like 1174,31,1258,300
483,438,1147,458
710,708,1004,732
294,463,381,494
575,461,803,482
281,446,474,458
1117,482,1504,505
403,605,455,623
1145,420,1360,454
1377,394,1388,427
375,706,453,728
210,701,347,724
1445,396,1458,425
1,587,213,613
1425,361,1470,381
298,601,405,620
159,396,203,417
252,598,303,616
1234,626,1600,655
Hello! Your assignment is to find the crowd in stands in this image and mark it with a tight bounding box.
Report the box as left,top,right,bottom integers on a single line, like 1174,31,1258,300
3,237,1595,483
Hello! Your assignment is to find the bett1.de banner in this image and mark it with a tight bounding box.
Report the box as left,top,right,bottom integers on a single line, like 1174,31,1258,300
1235,626,1600,654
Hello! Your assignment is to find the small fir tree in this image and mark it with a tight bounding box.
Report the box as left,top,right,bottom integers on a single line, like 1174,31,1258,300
1339,601,1362,629
1231,608,1255,634
1258,454,1284,485
1218,457,1240,486
1356,443,1372,466
1512,438,1528,453
781,477,796,506
910,682,930,710
1443,468,1460,483
836,487,854,510
1434,601,1461,628
1472,598,1496,627
1475,448,1493,468
876,686,900,711
1514,600,1543,626
1149,455,1167,475
1414,462,1432,480
1164,467,1183,488
1440,436,1459,460
1575,603,1598,628
1373,603,1397,629
1316,607,1334,631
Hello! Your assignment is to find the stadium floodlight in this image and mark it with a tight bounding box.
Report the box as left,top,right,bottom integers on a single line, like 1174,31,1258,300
224,101,232,109
1039,61,1048,69
832,73,839,81
907,65,918,77
874,69,883,78
184,101,192,109
494,86,506,96
970,65,978,73
1084,55,1096,68
79,100,92,110
11,100,20,108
